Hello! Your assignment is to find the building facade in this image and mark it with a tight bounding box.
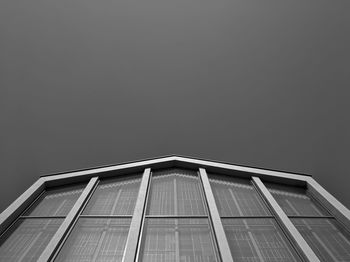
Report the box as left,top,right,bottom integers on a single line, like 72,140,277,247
0,156,349,262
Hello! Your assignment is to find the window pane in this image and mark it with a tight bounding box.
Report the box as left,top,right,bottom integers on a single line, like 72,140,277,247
147,169,206,216
140,218,219,262
292,218,350,262
209,174,270,216
222,218,300,262
55,218,131,262
266,183,328,216
24,184,85,216
0,218,62,262
83,175,141,215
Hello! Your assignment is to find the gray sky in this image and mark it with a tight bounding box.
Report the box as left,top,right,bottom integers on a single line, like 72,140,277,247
1,0,349,213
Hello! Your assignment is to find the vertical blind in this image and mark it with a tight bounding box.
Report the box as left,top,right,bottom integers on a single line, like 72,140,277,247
24,184,85,217
266,182,350,261
147,169,206,216
222,219,299,262
0,219,62,262
83,176,141,215
210,175,270,217
266,183,328,217
54,218,131,262
55,175,141,261
140,219,219,262
209,174,301,262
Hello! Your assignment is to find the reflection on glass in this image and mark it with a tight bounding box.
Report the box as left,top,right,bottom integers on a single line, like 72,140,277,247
209,175,270,217
140,219,218,262
24,184,85,216
266,183,328,216
147,169,206,216
83,176,141,215
0,219,62,262
293,219,350,262
222,219,300,262
55,218,131,262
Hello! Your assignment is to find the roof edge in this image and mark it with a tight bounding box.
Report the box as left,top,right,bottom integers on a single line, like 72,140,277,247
39,154,312,178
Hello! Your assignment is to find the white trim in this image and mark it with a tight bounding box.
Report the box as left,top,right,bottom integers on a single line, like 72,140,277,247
37,177,99,262
40,156,309,183
199,168,234,262
252,177,320,262
307,177,350,230
0,178,45,235
122,168,151,262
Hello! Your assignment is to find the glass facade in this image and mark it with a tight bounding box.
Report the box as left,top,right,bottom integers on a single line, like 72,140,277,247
0,183,85,261
267,182,350,261
209,174,301,262
0,162,349,262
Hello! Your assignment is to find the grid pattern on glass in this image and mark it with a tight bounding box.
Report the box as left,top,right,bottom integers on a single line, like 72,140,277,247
24,184,85,217
147,169,206,216
54,218,131,262
292,219,350,262
222,218,300,262
209,174,270,217
83,176,141,215
0,218,62,262
266,183,328,217
140,218,219,262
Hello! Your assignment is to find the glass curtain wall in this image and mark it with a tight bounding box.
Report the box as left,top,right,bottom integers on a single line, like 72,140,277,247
54,175,141,262
0,183,86,261
209,174,300,262
139,168,219,262
266,183,350,262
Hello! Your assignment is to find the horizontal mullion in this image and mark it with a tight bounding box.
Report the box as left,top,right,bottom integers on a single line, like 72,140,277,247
20,216,66,219
146,215,208,219
220,216,274,219
79,215,133,218
287,215,334,219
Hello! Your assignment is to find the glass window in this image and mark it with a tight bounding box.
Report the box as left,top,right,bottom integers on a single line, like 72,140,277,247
54,218,131,262
83,176,141,215
209,174,270,216
139,219,219,262
222,218,300,262
292,219,350,262
266,183,328,216
24,184,85,217
0,219,62,262
147,169,206,216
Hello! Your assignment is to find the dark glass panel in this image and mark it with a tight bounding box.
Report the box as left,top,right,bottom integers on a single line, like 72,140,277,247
83,175,141,215
0,218,62,262
292,218,350,262
55,218,131,262
140,218,218,262
222,218,300,262
24,184,85,216
266,183,328,216
209,175,270,217
147,169,206,216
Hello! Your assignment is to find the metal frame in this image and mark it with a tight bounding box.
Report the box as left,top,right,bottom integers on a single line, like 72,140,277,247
0,156,349,262
252,177,320,262
38,177,99,262
122,168,151,262
199,168,234,262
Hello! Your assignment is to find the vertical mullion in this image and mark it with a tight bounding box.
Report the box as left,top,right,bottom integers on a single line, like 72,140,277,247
252,176,320,262
199,168,234,262
37,176,99,262
122,168,151,262
306,177,350,230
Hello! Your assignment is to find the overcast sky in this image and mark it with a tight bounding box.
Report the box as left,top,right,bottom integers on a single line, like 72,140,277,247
1,0,349,212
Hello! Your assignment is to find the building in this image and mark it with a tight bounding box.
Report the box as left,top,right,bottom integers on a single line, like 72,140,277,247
0,155,349,262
